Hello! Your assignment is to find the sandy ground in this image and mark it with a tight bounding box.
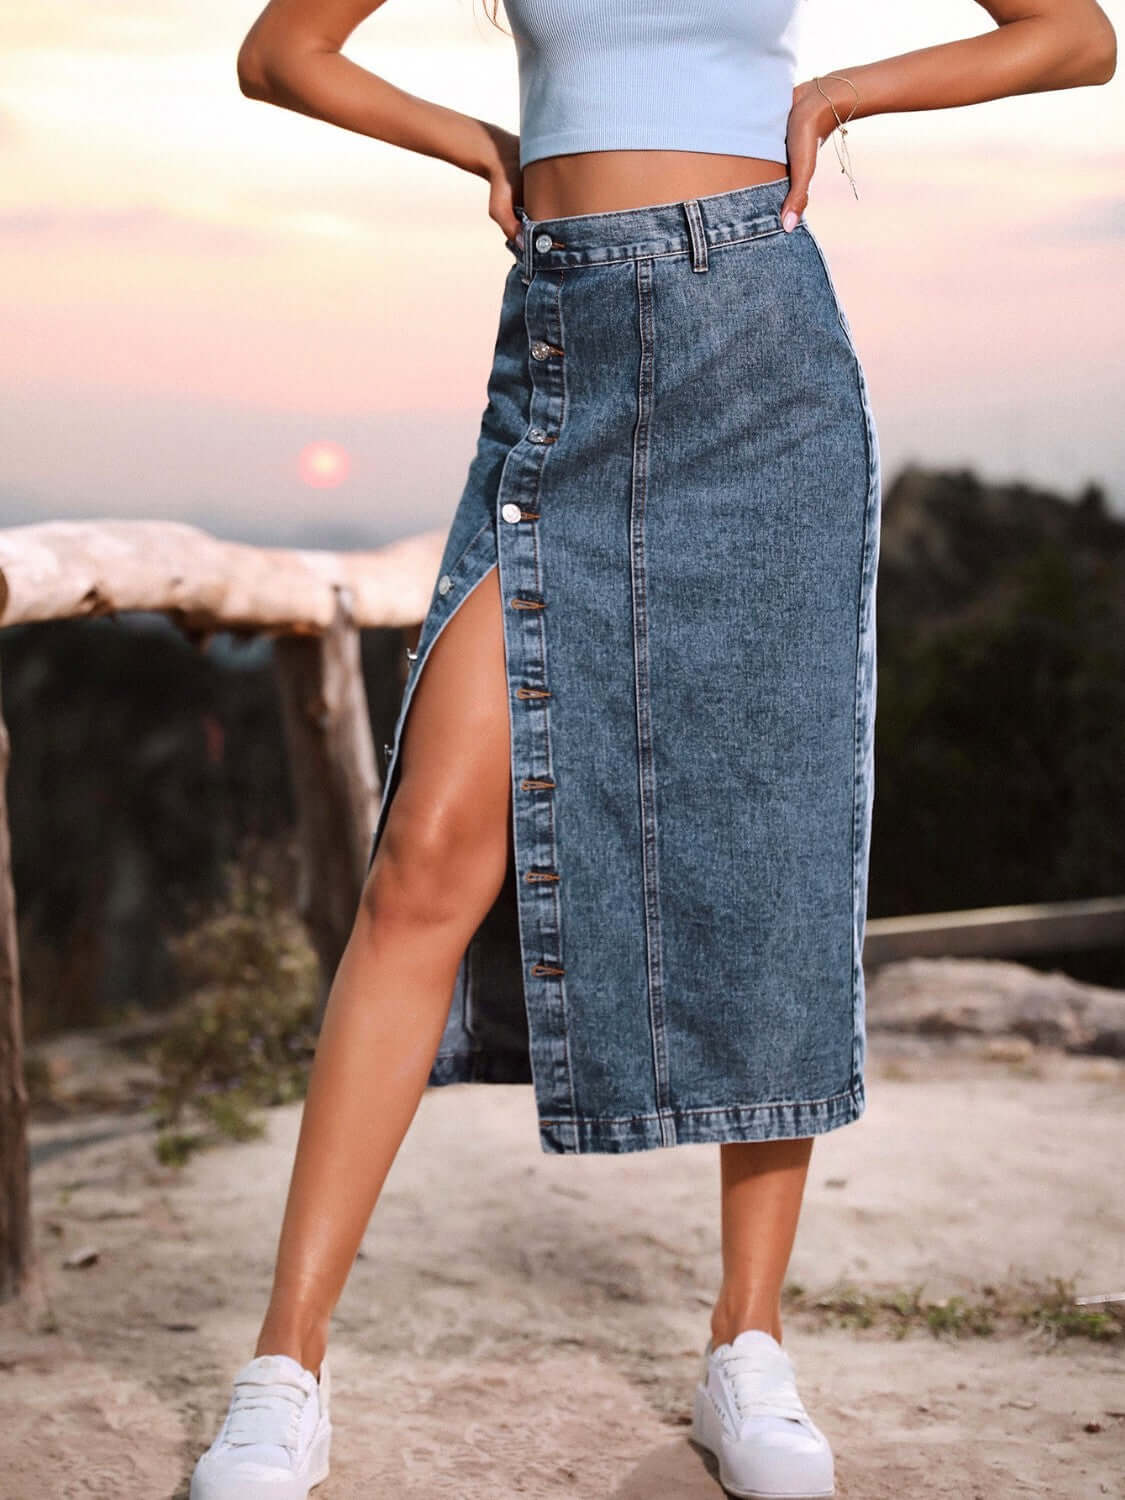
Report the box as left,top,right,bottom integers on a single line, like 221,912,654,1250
2,1038,1124,1500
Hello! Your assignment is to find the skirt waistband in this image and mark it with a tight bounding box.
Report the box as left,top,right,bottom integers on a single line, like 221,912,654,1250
509,174,795,274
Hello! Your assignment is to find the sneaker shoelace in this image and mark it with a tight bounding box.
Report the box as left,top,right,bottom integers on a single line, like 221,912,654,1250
716,1349,811,1426
224,1376,308,1452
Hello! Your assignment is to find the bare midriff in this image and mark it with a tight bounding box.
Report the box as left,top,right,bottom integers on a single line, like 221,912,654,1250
521,150,789,221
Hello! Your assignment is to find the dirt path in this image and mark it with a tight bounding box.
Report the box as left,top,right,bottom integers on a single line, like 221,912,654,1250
2,1041,1123,1499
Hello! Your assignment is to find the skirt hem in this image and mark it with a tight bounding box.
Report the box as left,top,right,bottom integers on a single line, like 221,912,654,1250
425,1049,865,1156
536,1082,867,1155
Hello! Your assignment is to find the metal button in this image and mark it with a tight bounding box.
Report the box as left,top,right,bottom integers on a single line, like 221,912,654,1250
527,428,549,444
530,340,552,361
534,233,553,253
501,502,522,523
405,646,418,661
437,574,452,595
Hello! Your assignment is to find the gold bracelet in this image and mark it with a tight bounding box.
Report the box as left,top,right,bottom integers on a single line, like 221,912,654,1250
813,74,860,201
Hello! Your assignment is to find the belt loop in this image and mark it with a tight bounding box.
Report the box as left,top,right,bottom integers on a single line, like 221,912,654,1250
522,210,534,284
683,199,709,273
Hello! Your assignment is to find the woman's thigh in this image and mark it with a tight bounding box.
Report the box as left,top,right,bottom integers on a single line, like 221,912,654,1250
365,563,512,926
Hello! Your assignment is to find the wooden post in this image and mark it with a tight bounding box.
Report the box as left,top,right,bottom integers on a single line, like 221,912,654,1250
274,588,382,1008
0,659,31,1302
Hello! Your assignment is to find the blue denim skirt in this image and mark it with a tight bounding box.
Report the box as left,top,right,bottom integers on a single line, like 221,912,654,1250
368,174,882,1155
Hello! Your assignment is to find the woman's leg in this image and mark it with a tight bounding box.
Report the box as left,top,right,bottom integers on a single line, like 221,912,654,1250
252,563,511,1376
710,1137,815,1347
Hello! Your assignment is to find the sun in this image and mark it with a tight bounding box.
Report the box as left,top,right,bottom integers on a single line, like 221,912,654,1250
298,441,350,489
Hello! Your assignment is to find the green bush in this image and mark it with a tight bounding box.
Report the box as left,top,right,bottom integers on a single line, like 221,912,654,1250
148,860,320,1160
872,541,1125,927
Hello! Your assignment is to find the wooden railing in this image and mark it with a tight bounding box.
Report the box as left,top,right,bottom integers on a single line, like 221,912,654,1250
0,519,446,1302
864,896,1125,964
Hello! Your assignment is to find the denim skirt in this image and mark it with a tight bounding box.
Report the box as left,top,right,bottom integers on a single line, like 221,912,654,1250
367,174,882,1155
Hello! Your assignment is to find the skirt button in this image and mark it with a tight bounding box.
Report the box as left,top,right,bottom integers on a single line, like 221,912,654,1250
530,341,551,360
501,503,522,523
534,233,553,253
437,574,452,595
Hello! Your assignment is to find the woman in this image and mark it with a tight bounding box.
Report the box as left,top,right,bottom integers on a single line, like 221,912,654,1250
191,2,1115,1496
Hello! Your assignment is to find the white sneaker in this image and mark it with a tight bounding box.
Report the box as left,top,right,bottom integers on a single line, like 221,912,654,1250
190,1352,332,1500
692,1329,835,1499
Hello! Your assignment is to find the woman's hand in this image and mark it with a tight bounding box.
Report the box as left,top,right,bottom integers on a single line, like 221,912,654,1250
480,124,524,242
778,1,1118,231
779,77,854,231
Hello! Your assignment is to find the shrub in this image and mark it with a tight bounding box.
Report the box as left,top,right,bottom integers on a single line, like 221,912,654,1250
148,859,319,1160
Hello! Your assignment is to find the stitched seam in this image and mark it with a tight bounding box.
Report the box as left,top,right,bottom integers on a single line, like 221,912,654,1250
629,256,673,1139
796,218,878,1092
540,1085,864,1126
852,376,880,1090
546,271,580,1129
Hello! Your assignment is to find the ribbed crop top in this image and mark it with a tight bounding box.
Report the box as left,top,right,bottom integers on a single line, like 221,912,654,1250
500,0,803,171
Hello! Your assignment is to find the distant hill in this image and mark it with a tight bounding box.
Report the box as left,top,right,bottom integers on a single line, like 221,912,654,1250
870,466,1125,981
877,465,1124,630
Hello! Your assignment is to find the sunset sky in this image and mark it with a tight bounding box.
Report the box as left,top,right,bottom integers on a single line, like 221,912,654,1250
2,0,1122,547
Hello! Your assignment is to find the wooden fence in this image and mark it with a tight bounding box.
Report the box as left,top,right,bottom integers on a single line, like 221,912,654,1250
0,518,446,1302
1,520,1122,1304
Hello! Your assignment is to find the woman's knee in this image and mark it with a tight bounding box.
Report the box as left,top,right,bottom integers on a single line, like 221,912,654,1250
360,794,509,937
358,563,510,940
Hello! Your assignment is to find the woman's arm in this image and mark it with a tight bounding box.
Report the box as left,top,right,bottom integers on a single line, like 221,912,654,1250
781,0,1117,227
236,0,522,236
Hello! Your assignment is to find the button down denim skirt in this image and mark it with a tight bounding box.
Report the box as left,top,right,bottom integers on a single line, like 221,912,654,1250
367,174,882,1155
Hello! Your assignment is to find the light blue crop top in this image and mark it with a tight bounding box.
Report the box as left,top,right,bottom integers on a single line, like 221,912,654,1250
500,0,803,171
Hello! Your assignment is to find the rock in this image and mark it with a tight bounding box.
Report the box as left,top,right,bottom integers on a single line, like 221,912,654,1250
865,957,1125,1057
62,1245,100,1268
